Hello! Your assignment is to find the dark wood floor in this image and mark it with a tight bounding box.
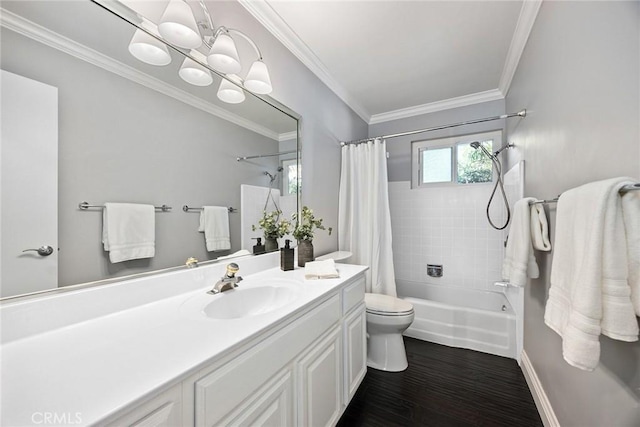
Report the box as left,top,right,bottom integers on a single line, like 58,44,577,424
337,337,543,427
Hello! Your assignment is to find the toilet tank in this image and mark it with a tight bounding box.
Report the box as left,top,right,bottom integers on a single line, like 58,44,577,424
316,251,352,263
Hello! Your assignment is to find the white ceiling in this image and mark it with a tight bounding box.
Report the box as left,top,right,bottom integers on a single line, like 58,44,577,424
240,0,542,124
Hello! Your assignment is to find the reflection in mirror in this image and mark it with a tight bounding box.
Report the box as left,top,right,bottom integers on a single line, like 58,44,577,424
0,0,300,300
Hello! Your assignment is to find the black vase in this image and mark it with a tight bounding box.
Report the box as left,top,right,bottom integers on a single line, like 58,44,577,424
265,237,279,252
298,239,314,267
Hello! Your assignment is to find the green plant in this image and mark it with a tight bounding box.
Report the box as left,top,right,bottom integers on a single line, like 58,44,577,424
252,210,291,239
457,142,493,184
292,206,332,242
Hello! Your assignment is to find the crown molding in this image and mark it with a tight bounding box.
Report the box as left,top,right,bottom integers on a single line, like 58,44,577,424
237,0,371,124
499,0,543,96
0,8,282,141
240,0,541,126
278,131,297,142
369,89,505,125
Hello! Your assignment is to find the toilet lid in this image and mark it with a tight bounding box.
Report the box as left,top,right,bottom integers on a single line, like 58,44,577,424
365,293,414,315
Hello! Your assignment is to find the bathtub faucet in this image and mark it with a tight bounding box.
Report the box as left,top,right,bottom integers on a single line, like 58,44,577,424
209,263,243,294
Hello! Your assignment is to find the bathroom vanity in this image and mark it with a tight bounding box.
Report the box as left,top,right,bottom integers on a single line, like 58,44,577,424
0,253,367,426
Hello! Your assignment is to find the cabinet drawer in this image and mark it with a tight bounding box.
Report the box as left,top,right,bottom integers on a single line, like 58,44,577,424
342,275,365,315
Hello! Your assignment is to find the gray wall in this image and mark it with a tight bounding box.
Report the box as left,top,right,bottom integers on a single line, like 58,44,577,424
505,2,640,425
2,28,280,286
368,100,506,182
218,2,369,256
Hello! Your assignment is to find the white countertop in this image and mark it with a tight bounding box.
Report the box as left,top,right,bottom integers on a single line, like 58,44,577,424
0,262,367,426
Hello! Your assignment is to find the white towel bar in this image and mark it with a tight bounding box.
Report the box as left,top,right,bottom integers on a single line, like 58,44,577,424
530,183,639,205
182,205,237,213
78,201,171,212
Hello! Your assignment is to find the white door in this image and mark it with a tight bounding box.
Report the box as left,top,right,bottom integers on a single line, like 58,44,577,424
0,70,58,297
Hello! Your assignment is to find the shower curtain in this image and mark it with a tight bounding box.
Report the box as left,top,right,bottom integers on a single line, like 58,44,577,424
339,139,397,296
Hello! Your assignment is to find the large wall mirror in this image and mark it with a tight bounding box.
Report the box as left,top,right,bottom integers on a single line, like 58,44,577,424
0,0,300,300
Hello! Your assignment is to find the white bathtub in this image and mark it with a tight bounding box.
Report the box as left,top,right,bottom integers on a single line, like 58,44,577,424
398,280,517,359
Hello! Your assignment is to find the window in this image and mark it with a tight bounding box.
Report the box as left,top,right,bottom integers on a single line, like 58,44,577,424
421,147,452,184
411,130,502,189
281,158,300,195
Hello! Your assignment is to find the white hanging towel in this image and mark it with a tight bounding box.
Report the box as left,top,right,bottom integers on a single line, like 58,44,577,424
544,177,639,371
199,206,231,252
622,189,640,316
502,198,539,287
530,203,552,251
102,203,155,263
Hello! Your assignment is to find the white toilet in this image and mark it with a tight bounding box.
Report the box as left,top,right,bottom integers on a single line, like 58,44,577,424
317,251,415,372
364,293,414,372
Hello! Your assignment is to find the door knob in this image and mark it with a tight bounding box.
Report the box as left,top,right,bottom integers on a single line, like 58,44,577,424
22,246,54,256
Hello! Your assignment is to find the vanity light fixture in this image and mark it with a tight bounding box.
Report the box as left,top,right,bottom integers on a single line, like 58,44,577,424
127,0,273,102
178,52,213,86
207,32,241,74
217,74,245,104
128,29,172,66
158,0,202,49
244,60,272,94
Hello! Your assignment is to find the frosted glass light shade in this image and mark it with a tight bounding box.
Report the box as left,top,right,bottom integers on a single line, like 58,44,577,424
128,29,171,66
207,33,241,74
178,57,213,86
244,60,272,94
217,75,245,104
158,0,202,49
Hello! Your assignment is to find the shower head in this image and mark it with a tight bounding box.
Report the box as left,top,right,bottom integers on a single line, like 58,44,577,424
264,167,284,183
470,141,496,160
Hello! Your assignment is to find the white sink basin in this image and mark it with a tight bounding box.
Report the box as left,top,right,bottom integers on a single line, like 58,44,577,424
203,285,298,319
180,280,302,320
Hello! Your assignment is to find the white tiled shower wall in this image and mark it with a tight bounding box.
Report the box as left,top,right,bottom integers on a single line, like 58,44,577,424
389,181,506,291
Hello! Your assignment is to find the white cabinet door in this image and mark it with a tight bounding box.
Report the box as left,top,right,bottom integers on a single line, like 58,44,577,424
103,385,182,427
344,304,367,403
297,326,342,427
0,70,58,297
218,368,294,427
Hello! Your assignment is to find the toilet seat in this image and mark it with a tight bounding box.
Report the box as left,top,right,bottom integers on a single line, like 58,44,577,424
365,293,414,316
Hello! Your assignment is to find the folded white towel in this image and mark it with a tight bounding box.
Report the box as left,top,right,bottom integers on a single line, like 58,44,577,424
622,189,640,316
544,177,638,371
502,198,539,287
102,203,155,263
530,203,551,251
304,259,340,280
199,206,231,252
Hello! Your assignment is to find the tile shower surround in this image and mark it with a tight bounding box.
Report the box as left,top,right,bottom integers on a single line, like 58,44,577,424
389,181,506,290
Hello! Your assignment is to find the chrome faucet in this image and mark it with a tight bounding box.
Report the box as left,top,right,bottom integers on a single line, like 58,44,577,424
208,263,243,294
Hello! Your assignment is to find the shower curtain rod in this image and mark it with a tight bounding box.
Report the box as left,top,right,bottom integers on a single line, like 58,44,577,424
340,109,527,146
236,150,296,161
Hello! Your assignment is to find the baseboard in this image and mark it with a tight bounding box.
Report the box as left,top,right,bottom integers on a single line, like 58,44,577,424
520,350,561,427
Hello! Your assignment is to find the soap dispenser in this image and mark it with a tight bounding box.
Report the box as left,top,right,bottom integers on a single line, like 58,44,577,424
252,237,265,255
280,239,294,271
